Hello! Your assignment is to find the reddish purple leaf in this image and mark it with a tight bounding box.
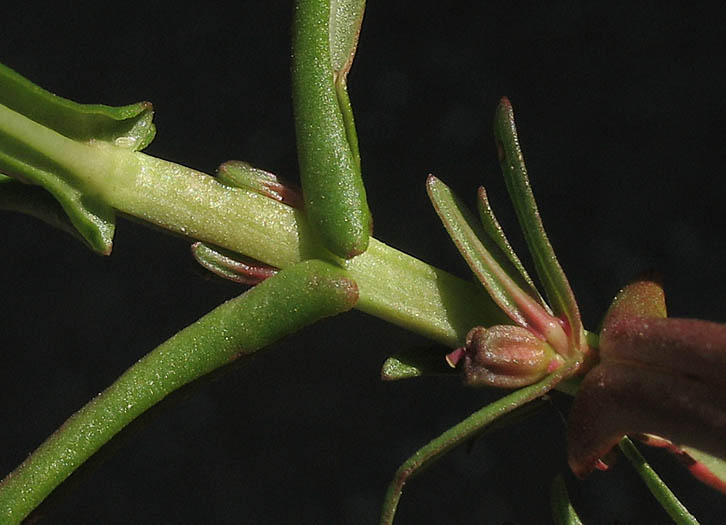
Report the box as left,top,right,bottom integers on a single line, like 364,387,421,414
567,360,726,481
567,276,726,490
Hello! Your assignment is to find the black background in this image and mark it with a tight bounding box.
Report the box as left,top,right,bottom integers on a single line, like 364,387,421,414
2,2,726,524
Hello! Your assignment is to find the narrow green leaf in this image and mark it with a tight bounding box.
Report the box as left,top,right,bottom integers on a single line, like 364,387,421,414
329,0,366,76
380,346,456,381
550,475,583,525
619,437,700,525
379,360,578,524
477,185,550,312
466,395,549,444
329,0,366,170
334,78,361,171
292,0,372,258
0,63,157,254
0,174,87,247
0,103,116,254
216,160,303,208
0,62,155,150
0,260,358,523
191,242,278,285
493,97,584,354
427,175,567,351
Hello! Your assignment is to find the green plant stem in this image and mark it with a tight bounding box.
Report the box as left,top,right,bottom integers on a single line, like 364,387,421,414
0,260,358,524
619,437,700,525
108,153,509,344
0,102,508,346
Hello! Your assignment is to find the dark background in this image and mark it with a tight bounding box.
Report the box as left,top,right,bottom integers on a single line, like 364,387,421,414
2,2,726,523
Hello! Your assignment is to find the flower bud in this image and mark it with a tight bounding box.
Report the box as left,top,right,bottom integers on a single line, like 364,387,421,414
459,325,564,388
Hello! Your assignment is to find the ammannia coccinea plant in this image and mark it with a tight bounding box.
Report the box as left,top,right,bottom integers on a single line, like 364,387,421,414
2,2,725,523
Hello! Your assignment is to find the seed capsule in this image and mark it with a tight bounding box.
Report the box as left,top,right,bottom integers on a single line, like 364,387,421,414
456,325,564,389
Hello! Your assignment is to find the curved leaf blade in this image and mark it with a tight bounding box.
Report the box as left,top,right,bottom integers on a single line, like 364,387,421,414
0,62,155,150
191,242,278,285
216,160,303,208
380,360,578,524
0,174,87,247
0,104,116,254
329,0,366,76
477,185,550,312
493,98,584,354
0,62,158,254
427,175,566,348
619,437,700,525
550,474,583,525
0,259,358,523
329,0,366,169
292,0,371,258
